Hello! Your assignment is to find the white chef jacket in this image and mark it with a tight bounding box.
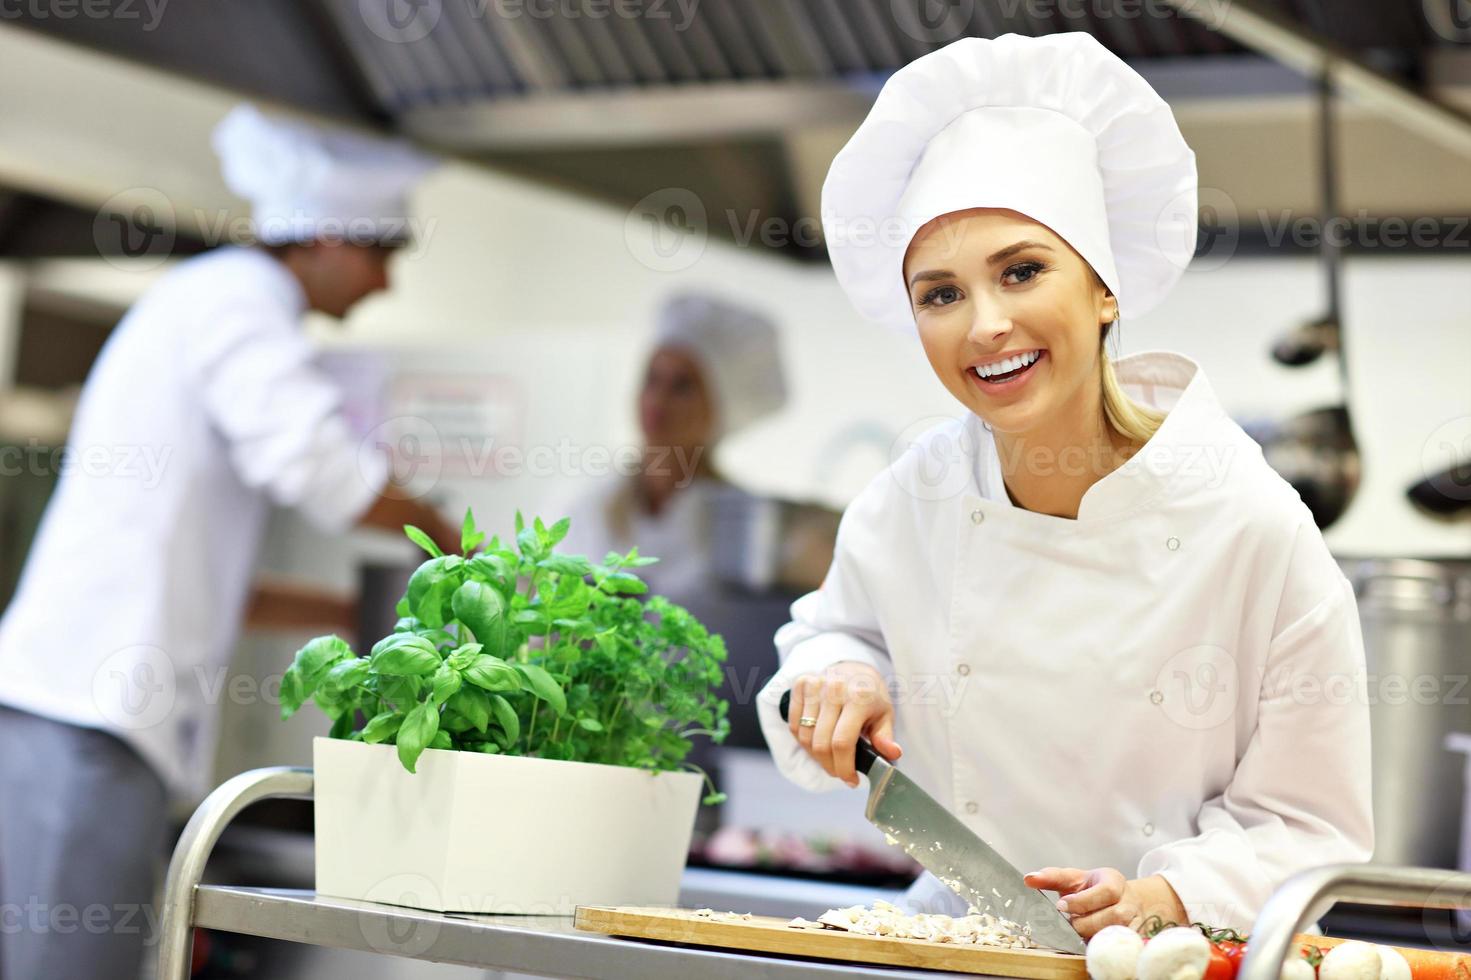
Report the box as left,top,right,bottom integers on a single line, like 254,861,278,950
757,351,1373,933
0,247,387,798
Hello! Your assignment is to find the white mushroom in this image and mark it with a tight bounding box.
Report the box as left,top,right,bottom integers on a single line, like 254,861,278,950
1086,924,1146,980
1281,955,1317,980
1319,941,1383,980
1137,927,1212,980
1377,946,1411,980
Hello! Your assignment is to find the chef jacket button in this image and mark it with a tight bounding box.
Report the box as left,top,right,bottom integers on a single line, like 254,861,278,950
971,509,985,525
1143,822,1155,836
1149,689,1164,705
965,801,979,815
1166,536,1180,551
957,663,972,676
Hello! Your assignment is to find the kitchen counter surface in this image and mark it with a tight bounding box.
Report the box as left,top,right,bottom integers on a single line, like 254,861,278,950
192,884,974,979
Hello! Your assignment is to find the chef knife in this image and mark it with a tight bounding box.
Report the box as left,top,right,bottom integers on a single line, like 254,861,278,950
779,690,1086,954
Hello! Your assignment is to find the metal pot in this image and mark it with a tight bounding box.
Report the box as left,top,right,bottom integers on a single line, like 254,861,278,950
1340,557,1471,868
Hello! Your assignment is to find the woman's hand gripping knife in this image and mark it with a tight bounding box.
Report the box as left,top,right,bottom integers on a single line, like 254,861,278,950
787,661,904,788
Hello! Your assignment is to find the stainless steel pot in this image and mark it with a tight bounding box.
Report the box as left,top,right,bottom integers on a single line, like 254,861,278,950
1340,557,1471,867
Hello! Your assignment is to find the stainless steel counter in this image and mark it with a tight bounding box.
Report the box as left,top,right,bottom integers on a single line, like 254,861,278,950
188,884,954,979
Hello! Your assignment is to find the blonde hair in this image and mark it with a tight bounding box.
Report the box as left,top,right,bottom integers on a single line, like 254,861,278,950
1099,318,1166,446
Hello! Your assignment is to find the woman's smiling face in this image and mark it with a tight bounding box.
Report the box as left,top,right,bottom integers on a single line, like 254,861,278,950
902,207,1118,436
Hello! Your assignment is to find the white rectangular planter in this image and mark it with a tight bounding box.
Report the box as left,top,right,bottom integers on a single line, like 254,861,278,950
313,737,702,914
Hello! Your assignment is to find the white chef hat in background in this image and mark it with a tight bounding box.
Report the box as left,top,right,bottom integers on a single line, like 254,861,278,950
211,103,438,246
821,32,1198,335
653,292,789,440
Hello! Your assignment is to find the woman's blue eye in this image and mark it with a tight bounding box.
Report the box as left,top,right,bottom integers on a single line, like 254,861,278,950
1004,260,1045,284
919,284,961,308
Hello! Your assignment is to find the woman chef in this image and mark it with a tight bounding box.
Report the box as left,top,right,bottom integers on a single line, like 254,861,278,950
558,291,788,613
757,32,1373,939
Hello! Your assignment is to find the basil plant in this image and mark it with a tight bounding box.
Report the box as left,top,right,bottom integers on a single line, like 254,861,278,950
281,510,730,804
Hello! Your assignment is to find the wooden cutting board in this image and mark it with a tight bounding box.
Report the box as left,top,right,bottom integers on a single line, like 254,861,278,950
574,905,1087,978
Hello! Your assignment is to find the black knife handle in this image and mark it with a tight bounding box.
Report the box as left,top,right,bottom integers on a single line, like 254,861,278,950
778,689,881,776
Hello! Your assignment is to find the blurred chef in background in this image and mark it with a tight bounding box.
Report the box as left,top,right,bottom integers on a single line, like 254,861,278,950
558,292,788,612
0,104,457,980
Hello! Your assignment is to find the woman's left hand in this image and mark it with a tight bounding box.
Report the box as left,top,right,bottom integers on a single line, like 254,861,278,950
1022,868,1187,940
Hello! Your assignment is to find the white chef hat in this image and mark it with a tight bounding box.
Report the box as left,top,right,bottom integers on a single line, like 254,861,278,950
212,103,437,246
821,32,1198,334
652,292,788,439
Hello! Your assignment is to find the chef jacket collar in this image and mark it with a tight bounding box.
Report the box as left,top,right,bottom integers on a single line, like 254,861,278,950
969,350,1227,524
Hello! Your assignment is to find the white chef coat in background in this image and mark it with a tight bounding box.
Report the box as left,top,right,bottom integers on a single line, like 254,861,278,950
557,475,754,615
0,247,387,798
757,351,1374,933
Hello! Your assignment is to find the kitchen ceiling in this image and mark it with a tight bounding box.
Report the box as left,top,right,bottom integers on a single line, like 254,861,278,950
3,0,1468,260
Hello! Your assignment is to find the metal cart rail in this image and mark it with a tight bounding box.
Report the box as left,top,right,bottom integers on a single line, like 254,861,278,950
158,766,1471,980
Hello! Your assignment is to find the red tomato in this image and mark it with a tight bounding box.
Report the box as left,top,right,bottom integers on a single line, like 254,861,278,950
1205,941,1248,980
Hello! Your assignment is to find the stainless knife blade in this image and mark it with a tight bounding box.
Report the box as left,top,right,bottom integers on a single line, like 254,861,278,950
778,690,1084,954
864,754,1086,954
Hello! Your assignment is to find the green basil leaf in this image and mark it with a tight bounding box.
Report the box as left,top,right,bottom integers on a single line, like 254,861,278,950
430,661,463,704
320,658,370,696
370,638,441,677
450,580,509,657
547,575,590,619
460,507,486,555
361,711,404,744
373,673,423,707
515,525,541,560
598,573,648,595
396,701,440,773
461,654,521,692
428,729,453,750
446,642,484,671
515,663,566,716
577,717,604,733
404,524,444,558
406,555,465,629
536,554,593,578
474,742,501,754
280,635,354,718
328,712,355,739
447,686,491,733
547,517,571,547
467,554,515,587
488,693,520,744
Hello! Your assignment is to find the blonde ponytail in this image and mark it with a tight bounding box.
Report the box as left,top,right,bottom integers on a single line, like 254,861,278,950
1099,320,1166,445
